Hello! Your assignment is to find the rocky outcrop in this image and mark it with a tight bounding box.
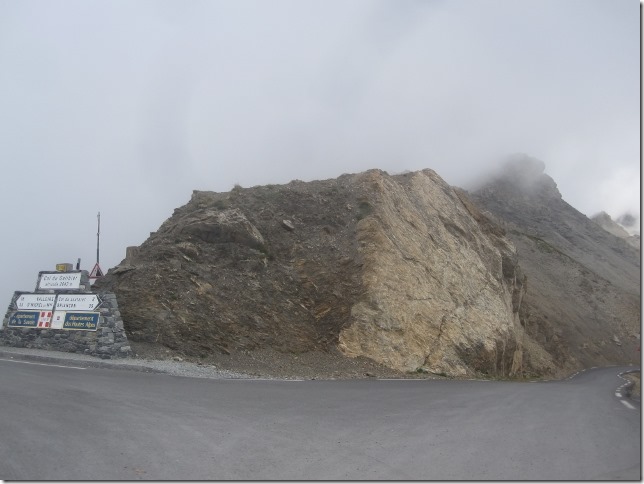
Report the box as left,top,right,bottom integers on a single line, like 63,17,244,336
616,213,640,235
470,155,640,372
592,211,640,249
96,168,558,378
95,158,639,378
338,169,552,377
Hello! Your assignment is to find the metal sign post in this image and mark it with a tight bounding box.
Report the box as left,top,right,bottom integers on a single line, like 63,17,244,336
96,211,100,266
91,212,104,285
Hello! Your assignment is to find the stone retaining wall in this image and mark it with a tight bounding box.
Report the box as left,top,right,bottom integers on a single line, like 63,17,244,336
1,270,131,359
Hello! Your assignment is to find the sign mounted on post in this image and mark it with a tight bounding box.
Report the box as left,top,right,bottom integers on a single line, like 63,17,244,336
38,272,81,290
89,263,104,286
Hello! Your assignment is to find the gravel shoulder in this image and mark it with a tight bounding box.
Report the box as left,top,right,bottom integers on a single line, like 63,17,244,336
0,342,422,381
0,344,251,380
128,342,414,380
2,343,636,386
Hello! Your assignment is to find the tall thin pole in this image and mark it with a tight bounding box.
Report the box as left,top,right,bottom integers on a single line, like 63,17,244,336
96,211,100,265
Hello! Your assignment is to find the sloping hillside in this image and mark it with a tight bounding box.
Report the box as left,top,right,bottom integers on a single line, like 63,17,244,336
469,156,640,371
591,211,640,249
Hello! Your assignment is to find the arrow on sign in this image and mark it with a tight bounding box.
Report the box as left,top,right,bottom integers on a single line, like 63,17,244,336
54,295,102,311
16,294,56,310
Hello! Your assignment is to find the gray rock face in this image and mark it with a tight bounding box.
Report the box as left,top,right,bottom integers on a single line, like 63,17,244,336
592,211,640,249
338,169,550,376
178,208,266,251
592,211,631,238
470,157,640,372
98,168,558,378
483,154,561,201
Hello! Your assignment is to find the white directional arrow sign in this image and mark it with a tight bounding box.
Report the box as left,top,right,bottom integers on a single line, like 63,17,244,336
16,294,56,310
55,294,102,311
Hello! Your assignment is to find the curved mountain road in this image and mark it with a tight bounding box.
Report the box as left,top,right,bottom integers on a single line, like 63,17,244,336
0,360,639,480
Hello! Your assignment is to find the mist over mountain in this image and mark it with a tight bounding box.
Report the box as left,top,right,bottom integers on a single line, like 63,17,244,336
470,155,640,371
591,211,640,249
615,213,640,236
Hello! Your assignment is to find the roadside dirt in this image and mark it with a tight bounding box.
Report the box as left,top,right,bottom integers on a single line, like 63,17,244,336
128,341,446,380
624,371,640,399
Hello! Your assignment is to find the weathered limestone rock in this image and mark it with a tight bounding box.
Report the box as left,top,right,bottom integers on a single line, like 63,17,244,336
337,169,552,376
178,208,266,251
281,220,295,231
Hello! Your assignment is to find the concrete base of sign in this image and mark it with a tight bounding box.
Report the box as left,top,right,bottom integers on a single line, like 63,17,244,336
1,272,132,359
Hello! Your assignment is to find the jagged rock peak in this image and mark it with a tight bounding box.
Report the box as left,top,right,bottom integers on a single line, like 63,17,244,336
617,213,637,228
592,210,612,221
591,211,640,249
479,154,562,200
616,212,640,237
591,211,631,238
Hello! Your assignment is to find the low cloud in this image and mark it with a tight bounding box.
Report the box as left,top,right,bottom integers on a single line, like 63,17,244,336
0,0,639,306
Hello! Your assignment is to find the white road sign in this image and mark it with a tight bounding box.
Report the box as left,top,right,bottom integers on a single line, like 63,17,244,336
38,272,81,290
55,294,101,311
16,294,56,310
51,311,65,329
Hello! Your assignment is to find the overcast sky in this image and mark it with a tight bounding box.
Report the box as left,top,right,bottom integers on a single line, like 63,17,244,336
0,0,639,309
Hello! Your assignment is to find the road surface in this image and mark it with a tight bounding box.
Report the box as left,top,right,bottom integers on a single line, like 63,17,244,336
0,359,639,480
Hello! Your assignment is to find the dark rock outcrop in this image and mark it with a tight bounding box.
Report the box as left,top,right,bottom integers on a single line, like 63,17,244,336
470,155,640,372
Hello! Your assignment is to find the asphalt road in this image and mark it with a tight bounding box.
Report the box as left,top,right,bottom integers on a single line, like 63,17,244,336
0,359,639,480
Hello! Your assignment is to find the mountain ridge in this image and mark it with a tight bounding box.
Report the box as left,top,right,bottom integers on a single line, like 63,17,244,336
470,155,640,370
95,159,640,378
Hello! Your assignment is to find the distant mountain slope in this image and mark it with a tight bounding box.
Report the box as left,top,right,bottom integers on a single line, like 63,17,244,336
469,155,640,370
591,211,640,249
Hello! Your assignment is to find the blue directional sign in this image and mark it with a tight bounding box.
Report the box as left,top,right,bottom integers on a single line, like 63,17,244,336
8,311,39,328
62,312,100,331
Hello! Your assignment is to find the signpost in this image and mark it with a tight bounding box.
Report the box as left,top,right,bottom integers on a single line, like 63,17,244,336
10,289,103,331
89,263,104,285
2,260,129,358
89,212,104,286
15,293,101,311
16,294,56,310
61,312,100,331
55,294,101,311
8,311,39,328
38,273,81,290
6,263,108,335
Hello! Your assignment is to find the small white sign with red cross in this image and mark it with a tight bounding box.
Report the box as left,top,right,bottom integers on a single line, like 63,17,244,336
37,311,52,328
